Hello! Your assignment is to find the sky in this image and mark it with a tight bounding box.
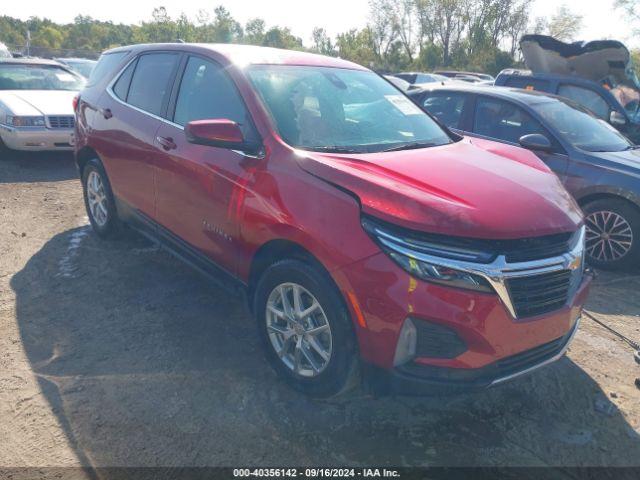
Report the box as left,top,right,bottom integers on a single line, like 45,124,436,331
2,0,637,48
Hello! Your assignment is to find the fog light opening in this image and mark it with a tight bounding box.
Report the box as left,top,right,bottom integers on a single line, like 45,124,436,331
393,318,417,366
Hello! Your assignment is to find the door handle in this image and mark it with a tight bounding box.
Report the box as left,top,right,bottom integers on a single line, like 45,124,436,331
84,101,112,120
156,136,177,151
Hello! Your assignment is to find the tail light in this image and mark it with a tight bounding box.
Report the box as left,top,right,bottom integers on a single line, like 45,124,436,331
72,94,80,111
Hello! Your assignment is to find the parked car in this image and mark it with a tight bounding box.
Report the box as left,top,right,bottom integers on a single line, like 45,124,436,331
453,74,484,83
496,69,640,143
75,43,590,396
435,70,495,82
384,74,411,91
496,35,640,143
409,83,640,270
55,58,97,79
0,58,85,151
393,71,449,85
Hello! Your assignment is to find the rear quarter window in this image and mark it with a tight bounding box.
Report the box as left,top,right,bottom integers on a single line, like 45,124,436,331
112,60,137,101
87,51,128,87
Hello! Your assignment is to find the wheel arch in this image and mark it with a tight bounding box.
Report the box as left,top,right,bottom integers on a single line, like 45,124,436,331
577,190,640,213
248,239,327,306
246,238,355,324
75,146,100,175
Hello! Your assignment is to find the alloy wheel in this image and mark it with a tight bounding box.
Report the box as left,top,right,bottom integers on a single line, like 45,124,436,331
265,282,333,378
86,170,108,227
585,210,634,262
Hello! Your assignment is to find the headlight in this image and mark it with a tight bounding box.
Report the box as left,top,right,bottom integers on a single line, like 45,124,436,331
387,251,492,292
6,115,46,127
362,216,493,293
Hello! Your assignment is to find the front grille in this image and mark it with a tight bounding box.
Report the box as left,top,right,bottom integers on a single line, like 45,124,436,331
496,334,566,375
506,269,571,318
47,116,75,129
502,233,572,263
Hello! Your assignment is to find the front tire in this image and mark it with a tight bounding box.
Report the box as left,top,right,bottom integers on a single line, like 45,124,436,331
0,135,10,158
254,259,359,397
583,198,640,270
81,158,120,238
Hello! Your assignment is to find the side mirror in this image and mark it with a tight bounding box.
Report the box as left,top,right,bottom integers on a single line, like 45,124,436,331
185,119,261,154
519,133,553,152
610,111,627,126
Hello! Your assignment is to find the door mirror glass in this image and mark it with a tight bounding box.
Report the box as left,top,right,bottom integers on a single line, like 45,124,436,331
186,119,259,153
519,133,553,152
610,110,627,126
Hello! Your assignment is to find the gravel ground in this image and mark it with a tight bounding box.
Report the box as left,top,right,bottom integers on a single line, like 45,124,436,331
0,151,639,477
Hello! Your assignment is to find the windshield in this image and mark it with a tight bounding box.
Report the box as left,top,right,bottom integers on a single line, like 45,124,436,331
0,64,85,91
532,99,633,152
246,65,452,153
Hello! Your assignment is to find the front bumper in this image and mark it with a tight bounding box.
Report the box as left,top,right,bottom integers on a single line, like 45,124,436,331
0,125,75,151
333,250,592,393
366,316,581,395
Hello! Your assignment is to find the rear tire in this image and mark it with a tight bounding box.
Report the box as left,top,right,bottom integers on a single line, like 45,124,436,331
81,158,121,238
583,198,640,270
254,259,359,397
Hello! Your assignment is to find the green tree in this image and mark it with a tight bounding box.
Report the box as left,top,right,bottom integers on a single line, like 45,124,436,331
336,28,377,68
245,18,266,45
211,6,243,43
547,5,583,41
31,25,64,49
311,27,335,55
262,27,303,50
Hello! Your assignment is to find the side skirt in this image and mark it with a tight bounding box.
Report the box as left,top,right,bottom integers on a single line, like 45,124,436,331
115,198,248,300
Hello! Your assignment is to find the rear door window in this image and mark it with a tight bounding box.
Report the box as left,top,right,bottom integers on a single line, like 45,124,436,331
473,96,546,144
87,51,128,86
127,53,180,117
421,92,469,129
558,84,609,119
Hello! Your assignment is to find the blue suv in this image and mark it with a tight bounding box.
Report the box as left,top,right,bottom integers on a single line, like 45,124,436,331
495,70,640,143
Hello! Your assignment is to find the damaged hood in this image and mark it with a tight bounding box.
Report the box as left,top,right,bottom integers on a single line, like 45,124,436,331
520,34,633,84
297,138,582,239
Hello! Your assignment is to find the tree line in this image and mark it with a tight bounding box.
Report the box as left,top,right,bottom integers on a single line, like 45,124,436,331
0,1,586,75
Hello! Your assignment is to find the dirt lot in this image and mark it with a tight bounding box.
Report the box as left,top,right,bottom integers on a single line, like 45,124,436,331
1,152,639,477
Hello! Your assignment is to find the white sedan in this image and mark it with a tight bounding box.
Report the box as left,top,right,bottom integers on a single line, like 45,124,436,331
0,58,85,152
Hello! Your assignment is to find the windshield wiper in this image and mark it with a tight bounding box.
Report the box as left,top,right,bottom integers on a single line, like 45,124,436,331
380,142,439,152
302,146,362,154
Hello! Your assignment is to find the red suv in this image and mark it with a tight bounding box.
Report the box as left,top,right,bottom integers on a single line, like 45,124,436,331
75,44,592,396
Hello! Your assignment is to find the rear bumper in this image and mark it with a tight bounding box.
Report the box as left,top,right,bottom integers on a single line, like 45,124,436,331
366,316,580,395
0,125,74,151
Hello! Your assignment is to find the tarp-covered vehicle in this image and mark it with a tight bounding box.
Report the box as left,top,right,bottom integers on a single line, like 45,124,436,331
496,34,640,143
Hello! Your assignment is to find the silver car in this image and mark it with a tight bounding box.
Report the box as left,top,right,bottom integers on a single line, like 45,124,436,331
54,58,97,79
0,58,85,152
